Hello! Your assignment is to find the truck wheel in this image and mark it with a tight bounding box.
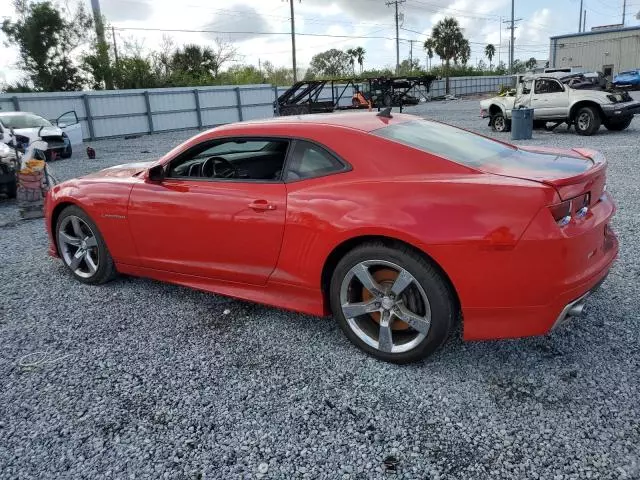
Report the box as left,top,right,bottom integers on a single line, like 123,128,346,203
603,116,633,131
491,112,511,132
574,106,601,136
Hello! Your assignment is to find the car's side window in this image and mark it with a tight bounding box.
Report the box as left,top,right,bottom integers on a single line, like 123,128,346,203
535,79,564,94
167,138,289,181
285,141,345,181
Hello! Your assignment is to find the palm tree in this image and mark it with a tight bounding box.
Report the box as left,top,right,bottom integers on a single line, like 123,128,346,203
484,44,496,70
423,38,434,71
354,47,365,74
429,17,468,93
346,48,356,75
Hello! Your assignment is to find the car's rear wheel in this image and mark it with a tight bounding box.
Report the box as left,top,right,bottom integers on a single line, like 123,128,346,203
329,243,456,364
603,116,633,131
491,112,511,132
56,205,116,284
574,106,601,135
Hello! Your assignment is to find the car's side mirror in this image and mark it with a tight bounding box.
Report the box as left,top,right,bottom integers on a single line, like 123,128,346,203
147,164,165,182
58,122,67,128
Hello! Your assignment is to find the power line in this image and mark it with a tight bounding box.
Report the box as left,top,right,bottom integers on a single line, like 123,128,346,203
112,26,401,41
404,0,502,20
399,27,548,47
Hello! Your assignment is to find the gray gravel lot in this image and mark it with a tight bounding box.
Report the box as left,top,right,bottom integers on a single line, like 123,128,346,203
1,97,639,479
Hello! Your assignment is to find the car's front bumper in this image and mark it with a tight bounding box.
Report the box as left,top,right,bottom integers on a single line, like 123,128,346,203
601,100,640,118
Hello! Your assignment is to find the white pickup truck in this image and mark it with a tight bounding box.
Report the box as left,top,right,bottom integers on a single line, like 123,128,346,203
480,72,640,135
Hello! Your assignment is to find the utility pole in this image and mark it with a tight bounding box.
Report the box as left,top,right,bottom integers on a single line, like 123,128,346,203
503,12,521,74
583,9,587,32
578,0,583,32
288,0,299,83
498,16,502,68
409,39,419,72
90,0,113,89
112,26,119,69
509,0,515,72
623,0,627,25
386,0,406,75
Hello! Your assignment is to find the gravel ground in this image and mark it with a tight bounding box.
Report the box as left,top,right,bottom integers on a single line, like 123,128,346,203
1,97,639,479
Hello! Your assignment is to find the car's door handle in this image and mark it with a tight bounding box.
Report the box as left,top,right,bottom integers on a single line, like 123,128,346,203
248,200,276,211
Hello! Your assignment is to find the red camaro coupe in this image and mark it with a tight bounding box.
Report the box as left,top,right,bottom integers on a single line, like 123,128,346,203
45,111,618,363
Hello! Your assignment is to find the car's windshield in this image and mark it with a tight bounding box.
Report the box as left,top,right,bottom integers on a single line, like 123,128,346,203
0,113,52,129
372,119,516,168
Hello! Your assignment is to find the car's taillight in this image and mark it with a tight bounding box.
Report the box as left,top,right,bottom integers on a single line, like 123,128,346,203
550,200,572,226
549,193,591,227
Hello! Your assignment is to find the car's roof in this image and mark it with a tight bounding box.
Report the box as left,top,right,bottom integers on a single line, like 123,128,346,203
0,111,37,117
236,111,417,133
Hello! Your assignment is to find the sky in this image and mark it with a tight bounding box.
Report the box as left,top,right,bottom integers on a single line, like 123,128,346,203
1,0,639,84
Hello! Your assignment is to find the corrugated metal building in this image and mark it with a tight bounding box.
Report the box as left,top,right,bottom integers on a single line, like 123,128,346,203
549,25,640,79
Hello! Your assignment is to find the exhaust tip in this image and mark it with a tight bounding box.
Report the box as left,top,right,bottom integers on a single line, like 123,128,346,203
568,301,585,317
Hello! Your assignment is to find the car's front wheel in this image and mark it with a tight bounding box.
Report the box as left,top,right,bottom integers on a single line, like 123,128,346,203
574,106,601,135
330,242,456,364
56,205,116,284
603,116,633,131
61,145,72,159
491,112,511,132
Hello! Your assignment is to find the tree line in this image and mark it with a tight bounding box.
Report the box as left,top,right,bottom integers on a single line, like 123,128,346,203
1,1,539,93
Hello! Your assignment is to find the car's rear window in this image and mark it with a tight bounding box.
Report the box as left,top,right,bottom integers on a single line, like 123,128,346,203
372,119,516,168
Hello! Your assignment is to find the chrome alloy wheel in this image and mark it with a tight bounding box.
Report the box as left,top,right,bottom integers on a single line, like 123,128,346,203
493,115,506,132
339,260,432,354
577,112,591,131
57,215,100,279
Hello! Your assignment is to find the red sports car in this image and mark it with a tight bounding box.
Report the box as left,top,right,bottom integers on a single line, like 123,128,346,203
44,111,618,363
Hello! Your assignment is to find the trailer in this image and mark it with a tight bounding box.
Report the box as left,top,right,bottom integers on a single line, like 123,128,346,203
275,75,436,116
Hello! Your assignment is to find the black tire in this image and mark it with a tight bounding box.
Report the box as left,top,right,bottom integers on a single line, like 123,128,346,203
55,205,117,285
329,242,456,364
491,112,511,132
574,106,601,136
61,145,72,159
603,116,633,131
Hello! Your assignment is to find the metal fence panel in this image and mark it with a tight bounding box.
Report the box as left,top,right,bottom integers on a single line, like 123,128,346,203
150,91,196,113
93,115,149,138
91,93,147,117
153,111,199,132
0,78,514,141
0,98,15,112
201,107,239,126
198,90,237,110
242,105,274,121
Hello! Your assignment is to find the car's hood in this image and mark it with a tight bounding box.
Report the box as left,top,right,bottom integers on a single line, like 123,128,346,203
83,161,155,179
12,126,63,140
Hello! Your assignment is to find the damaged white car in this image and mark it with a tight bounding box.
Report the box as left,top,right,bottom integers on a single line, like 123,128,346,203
0,111,83,160
480,72,640,135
